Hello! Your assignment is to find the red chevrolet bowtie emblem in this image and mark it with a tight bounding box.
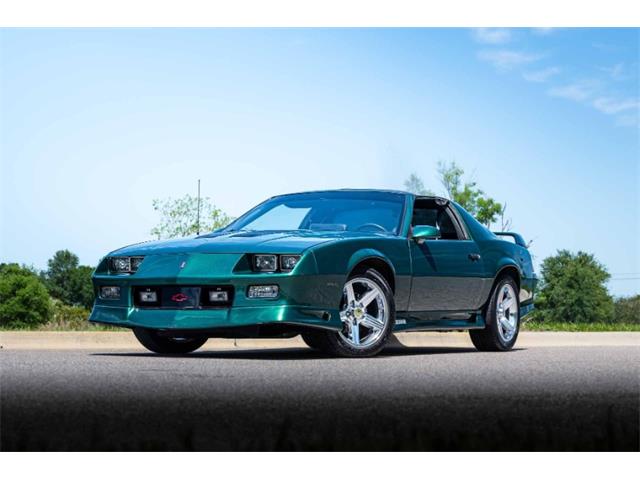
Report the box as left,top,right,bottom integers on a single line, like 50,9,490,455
171,293,189,302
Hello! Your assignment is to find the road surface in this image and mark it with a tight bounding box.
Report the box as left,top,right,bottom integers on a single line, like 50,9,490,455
1,344,638,450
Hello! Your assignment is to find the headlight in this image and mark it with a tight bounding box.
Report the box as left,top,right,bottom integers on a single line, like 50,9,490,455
252,254,301,272
280,255,301,271
253,255,278,272
109,256,144,274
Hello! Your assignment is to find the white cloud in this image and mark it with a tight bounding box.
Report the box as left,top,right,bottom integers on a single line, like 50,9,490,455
477,50,542,72
472,28,512,44
522,67,561,83
548,81,600,102
592,97,640,115
547,81,639,128
599,63,630,81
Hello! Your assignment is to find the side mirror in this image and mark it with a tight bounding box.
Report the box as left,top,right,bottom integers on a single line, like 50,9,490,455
412,225,441,242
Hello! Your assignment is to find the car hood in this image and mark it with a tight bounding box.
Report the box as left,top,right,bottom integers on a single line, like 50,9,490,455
110,230,384,256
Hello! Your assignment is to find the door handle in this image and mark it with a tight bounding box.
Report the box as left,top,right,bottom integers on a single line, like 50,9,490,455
468,253,481,262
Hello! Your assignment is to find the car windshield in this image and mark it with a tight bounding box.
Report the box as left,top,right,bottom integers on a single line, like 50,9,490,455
224,191,406,235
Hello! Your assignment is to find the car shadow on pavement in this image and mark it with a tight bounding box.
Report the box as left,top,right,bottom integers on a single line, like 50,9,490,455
90,345,482,361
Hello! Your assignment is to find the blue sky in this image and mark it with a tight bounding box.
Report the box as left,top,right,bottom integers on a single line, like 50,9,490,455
1,28,638,295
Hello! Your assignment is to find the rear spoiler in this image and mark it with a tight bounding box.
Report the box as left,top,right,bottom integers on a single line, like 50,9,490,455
493,232,527,248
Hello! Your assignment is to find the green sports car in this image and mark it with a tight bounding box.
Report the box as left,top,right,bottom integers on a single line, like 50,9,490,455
90,189,536,357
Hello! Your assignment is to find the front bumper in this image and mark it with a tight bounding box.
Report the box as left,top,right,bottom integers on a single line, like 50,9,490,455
90,252,345,331
90,303,342,331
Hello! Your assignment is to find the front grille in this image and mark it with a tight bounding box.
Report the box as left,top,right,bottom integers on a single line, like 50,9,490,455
132,285,234,309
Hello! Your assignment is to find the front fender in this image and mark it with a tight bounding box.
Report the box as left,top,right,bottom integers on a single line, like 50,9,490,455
346,248,396,277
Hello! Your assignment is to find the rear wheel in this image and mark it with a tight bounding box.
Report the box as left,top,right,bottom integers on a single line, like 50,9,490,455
470,276,520,351
133,327,208,354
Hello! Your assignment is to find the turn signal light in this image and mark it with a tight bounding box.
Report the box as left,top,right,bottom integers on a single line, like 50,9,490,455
247,285,279,299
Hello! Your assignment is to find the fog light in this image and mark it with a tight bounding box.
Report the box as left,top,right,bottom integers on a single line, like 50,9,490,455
100,286,120,300
247,285,279,299
209,290,229,302
139,290,158,302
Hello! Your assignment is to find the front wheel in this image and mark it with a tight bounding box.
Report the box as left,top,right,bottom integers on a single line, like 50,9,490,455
469,276,520,351
322,268,395,357
133,327,207,354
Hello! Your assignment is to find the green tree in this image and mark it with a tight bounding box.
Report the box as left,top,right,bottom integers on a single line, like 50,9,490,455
534,250,614,324
70,265,95,310
42,250,94,308
403,162,505,228
613,295,640,324
437,160,503,227
403,173,433,195
151,194,233,239
0,263,52,328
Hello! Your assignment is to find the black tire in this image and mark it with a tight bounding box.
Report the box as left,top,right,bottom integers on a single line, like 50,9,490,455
469,276,520,352
300,332,331,352
321,268,396,358
133,327,208,354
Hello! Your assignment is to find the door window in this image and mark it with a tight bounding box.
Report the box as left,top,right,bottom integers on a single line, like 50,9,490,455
411,199,461,240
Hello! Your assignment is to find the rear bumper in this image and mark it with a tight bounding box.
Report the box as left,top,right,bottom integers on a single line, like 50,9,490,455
89,303,342,331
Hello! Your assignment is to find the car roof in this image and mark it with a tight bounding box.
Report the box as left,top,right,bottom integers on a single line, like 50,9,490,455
268,188,448,202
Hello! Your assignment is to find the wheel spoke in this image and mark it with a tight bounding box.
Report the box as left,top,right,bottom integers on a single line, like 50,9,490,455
359,288,379,308
350,323,360,345
345,283,356,305
499,316,511,332
361,314,384,331
501,297,515,311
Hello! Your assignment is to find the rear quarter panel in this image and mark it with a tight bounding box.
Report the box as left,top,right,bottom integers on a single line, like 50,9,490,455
454,204,536,307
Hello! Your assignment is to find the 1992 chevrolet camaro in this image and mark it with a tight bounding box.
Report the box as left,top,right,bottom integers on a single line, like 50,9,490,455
90,189,536,357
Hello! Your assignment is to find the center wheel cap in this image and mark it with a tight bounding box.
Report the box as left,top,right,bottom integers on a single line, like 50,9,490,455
353,306,365,319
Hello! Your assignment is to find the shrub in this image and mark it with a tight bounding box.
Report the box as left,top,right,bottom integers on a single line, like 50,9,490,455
534,250,614,324
613,295,640,324
0,263,52,328
40,300,92,330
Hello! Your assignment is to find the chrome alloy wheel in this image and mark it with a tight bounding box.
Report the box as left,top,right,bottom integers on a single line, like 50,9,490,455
339,277,389,349
496,283,518,343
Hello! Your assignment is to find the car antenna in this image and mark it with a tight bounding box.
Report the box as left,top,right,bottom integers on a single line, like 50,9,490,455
196,179,201,235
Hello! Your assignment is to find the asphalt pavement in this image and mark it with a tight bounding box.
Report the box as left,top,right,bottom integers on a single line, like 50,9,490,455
1,344,638,451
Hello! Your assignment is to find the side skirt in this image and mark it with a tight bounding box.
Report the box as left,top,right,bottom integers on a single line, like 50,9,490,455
393,311,486,332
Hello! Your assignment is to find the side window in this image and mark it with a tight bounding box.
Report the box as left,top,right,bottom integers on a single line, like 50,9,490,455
411,200,461,240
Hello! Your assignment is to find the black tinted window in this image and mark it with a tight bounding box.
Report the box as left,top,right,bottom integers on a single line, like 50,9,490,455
411,199,460,240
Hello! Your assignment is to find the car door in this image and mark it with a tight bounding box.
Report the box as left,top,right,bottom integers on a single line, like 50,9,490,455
408,200,485,312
